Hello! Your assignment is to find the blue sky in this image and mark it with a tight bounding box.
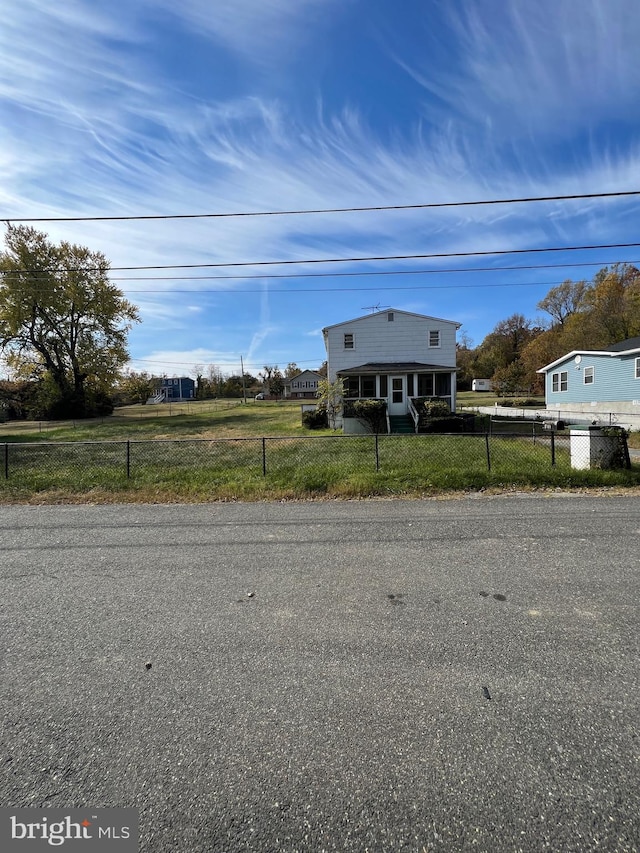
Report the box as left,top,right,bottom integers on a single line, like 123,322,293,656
2,0,640,378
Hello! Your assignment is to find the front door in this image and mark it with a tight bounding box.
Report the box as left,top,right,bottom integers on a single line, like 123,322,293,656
388,376,406,415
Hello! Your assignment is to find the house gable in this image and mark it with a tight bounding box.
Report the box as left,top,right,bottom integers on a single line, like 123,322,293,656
288,370,322,398
322,309,460,382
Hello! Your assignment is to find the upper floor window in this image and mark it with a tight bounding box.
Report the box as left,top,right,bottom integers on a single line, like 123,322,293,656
636,357,640,379
387,312,394,322
428,330,440,348
584,366,594,385
344,333,354,349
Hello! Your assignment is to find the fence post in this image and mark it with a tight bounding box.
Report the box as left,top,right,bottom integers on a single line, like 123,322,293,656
262,437,267,476
375,433,380,471
485,432,491,471
126,440,131,478
4,443,7,480
550,431,555,467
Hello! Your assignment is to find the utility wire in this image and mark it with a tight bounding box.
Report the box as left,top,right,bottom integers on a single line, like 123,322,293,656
10,258,637,285
5,189,640,223
4,242,640,275
107,258,639,284
110,279,601,295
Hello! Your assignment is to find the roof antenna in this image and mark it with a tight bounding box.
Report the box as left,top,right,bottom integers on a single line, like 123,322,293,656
361,303,391,314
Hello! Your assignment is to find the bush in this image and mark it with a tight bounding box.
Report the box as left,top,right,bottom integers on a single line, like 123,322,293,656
420,415,473,433
344,399,387,433
511,398,541,407
413,398,451,418
302,408,328,429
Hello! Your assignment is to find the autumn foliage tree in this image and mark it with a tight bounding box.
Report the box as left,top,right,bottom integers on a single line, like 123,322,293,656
0,225,139,418
459,265,640,396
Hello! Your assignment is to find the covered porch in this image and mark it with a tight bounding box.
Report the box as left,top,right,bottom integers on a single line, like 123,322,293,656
338,361,457,431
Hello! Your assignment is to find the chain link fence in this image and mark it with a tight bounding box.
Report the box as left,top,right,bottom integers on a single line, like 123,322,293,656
2,430,632,489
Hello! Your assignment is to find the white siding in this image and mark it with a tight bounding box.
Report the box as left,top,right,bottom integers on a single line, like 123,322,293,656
324,310,458,381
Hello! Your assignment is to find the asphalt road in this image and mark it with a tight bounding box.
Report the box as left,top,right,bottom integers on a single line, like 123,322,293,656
1,496,639,853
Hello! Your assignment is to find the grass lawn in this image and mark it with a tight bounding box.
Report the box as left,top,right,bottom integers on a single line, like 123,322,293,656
0,400,331,443
457,391,545,407
1,420,639,503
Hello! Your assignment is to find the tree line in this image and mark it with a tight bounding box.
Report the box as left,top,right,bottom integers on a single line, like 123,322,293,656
457,263,640,395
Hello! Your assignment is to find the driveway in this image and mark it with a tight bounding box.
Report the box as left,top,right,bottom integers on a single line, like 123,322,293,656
1,497,638,852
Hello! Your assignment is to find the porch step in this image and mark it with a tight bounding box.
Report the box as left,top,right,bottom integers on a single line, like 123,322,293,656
389,415,414,434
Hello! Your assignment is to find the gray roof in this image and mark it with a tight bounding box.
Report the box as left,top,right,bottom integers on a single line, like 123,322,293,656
337,361,454,375
607,336,640,352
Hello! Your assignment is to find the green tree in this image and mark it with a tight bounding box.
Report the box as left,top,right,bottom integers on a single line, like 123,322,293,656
316,376,345,430
0,225,139,417
455,331,475,390
116,371,156,405
260,365,285,399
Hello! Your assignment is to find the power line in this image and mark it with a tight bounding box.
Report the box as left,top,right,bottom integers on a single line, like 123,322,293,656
107,257,639,285
5,242,640,275
8,257,634,284
128,356,322,370
110,279,595,295
5,189,640,223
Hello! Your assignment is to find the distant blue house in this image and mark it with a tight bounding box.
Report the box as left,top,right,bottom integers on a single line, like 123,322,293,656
159,377,195,400
538,337,640,417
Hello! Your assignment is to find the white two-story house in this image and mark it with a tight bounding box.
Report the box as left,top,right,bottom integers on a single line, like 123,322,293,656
322,308,460,419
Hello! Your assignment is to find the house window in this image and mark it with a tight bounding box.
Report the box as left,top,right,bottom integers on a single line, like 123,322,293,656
344,377,359,397
379,375,388,397
552,371,568,392
344,333,354,349
636,357,640,379
387,312,394,322
417,374,434,396
361,377,376,397
429,330,440,348
584,366,594,385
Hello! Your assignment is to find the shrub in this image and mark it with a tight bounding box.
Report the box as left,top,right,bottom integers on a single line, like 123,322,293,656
413,398,451,418
302,407,328,429
511,398,541,407
344,399,387,433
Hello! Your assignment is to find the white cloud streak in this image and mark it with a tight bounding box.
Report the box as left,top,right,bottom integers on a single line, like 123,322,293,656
2,0,639,360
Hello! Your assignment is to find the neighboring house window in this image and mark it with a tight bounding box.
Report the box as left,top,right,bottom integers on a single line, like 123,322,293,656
387,312,394,322
552,371,568,392
636,357,640,379
584,366,594,385
344,333,354,349
429,330,440,347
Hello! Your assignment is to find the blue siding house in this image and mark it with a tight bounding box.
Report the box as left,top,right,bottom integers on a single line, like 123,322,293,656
538,337,640,416
159,377,195,400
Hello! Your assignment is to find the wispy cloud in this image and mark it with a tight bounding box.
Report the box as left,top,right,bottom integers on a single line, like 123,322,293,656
2,0,639,370
394,0,640,140
149,0,350,65
129,348,244,377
